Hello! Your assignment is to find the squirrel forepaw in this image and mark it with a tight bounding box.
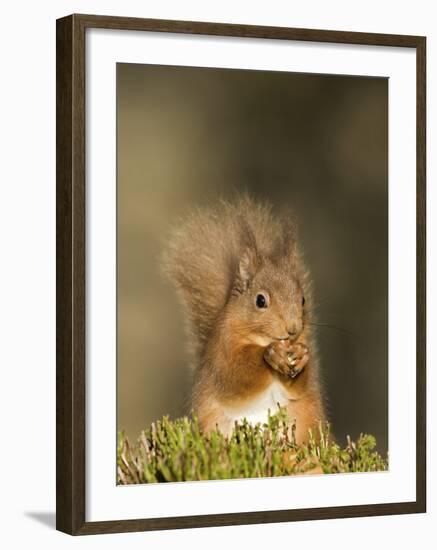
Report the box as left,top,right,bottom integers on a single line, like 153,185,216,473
264,341,309,378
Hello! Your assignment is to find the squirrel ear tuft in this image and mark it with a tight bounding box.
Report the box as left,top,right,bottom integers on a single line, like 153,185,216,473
235,248,258,292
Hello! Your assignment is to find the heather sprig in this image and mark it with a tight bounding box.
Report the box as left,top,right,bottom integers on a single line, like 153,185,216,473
117,407,387,484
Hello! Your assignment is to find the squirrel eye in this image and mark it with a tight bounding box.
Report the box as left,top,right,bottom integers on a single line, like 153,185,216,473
302,296,305,306
256,294,268,309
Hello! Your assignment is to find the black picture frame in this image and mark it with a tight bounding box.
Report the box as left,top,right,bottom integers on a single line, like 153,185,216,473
56,13,426,535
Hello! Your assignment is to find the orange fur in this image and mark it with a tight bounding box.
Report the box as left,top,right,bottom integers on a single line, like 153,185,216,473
163,195,325,442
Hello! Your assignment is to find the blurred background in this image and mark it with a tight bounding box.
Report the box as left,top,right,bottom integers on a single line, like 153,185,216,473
117,63,388,454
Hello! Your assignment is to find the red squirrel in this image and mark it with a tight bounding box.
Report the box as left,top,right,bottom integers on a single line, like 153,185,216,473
163,195,325,443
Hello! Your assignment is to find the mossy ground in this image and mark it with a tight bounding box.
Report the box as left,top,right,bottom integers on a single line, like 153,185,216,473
117,407,388,484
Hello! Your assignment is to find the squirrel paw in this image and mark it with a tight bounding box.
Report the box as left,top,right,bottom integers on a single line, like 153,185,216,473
264,341,309,378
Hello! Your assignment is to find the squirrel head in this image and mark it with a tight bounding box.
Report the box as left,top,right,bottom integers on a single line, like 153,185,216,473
228,244,309,348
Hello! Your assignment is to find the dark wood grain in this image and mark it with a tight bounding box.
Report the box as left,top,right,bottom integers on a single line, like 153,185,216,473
56,15,86,535
415,37,427,514
56,13,427,536
73,13,424,47
76,501,420,535
56,15,73,534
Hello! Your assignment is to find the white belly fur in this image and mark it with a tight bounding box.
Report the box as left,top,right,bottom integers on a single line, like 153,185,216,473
224,380,290,427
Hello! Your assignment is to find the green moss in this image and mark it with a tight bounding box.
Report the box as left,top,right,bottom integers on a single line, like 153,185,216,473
117,407,388,484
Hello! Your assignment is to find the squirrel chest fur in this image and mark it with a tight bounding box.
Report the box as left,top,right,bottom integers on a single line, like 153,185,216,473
221,379,291,427
163,196,325,443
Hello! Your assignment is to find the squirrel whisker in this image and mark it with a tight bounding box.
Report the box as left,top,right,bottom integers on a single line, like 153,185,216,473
307,322,355,337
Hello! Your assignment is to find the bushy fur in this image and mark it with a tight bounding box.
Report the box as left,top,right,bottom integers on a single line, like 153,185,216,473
162,195,324,441
162,195,312,362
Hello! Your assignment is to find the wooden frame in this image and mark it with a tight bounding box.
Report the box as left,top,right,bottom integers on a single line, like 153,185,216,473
56,13,426,535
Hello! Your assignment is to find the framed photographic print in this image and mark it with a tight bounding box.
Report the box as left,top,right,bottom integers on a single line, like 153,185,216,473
56,14,426,535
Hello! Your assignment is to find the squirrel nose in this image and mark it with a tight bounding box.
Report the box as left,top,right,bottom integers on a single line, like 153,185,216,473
287,322,300,340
